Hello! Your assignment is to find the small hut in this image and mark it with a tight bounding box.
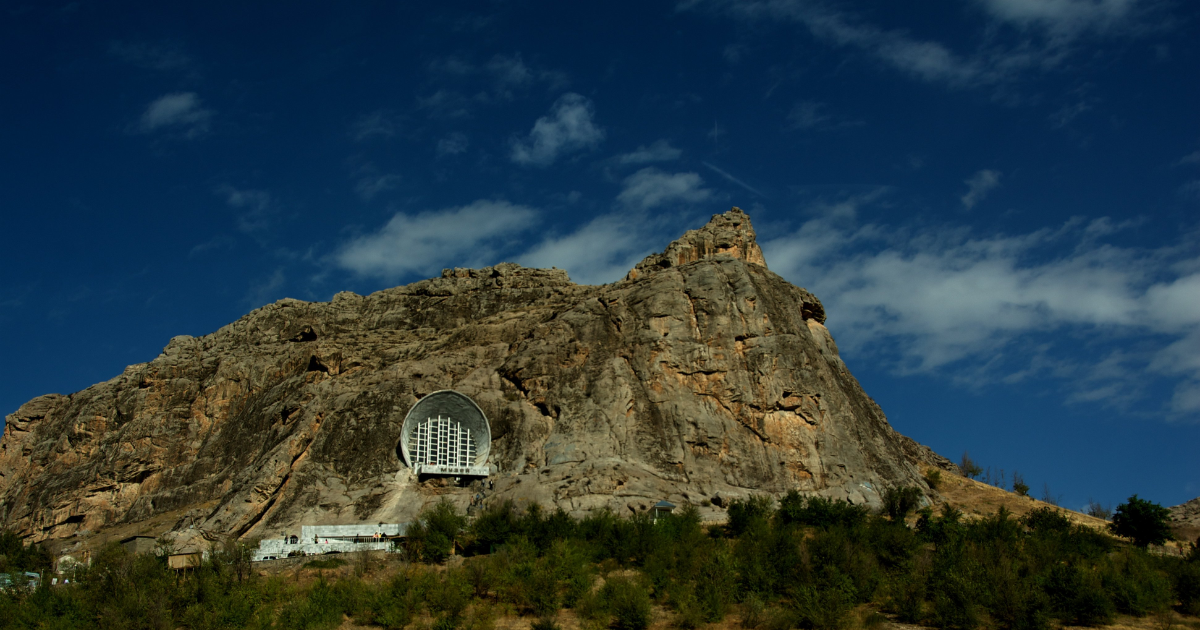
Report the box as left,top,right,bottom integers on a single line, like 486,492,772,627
651,500,676,522
168,548,202,571
119,535,158,555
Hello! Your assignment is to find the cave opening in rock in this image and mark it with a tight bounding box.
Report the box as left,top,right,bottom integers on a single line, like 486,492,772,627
398,389,491,477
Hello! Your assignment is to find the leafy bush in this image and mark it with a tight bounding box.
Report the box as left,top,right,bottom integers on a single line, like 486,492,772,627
792,582,854,630
1101,549,1171,616
777,492,867,530
1085,499,1112,520
408,499,468,562
0,530,52,574
602,575,652,630
1044,563,1114,626
917,504,965,546
1110,494,1173,548
1011,472,1029,497
277,578,344,630
727,495,774,536
959,452,982,479
923,469,942,490
1021,507,1071,535
882,486,923,522
740,593,766,628
882,574,926,623
1170,559,1200,615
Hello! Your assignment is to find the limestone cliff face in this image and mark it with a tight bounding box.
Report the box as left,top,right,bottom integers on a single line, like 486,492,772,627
0,208,949,545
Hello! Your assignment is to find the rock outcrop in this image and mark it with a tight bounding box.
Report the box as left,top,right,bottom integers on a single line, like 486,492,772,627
0,208,950,547
1170,498,1200,529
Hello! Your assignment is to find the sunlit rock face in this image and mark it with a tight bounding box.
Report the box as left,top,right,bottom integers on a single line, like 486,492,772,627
0,207,952,546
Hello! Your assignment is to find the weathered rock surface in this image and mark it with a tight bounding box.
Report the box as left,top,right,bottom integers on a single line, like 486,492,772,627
0,208,950,547
1170,497,1200,528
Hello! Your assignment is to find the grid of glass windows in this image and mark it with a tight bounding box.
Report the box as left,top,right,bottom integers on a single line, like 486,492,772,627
407,415,477,468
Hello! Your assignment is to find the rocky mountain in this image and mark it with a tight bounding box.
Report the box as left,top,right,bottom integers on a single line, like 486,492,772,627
0,208,951,549
1170,497,1200,542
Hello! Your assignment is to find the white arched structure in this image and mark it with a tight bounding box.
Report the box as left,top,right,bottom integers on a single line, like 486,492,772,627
399,390,491,477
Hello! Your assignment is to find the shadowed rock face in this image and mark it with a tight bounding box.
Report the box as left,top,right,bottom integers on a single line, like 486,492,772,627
0,207,951,545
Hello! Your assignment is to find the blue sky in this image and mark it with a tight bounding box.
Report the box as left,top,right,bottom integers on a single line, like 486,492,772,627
2,1,1198,510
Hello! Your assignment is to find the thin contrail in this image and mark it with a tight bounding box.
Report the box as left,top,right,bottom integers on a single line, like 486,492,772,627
703,162,766,198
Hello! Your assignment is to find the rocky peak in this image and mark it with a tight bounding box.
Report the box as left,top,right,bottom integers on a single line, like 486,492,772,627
439,262,571,286
0,206,950,551
628,207,766,280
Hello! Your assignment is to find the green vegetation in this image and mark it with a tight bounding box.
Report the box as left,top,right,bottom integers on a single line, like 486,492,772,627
2,492,1197,630
1012,471,1029,497
0,531,52,575
924,468,943,490
1110,494,1174,548
959,452,983,479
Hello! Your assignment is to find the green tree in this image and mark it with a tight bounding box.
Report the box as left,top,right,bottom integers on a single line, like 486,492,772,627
1109,495,1173,548
882,487,923,522
1011,472,1029,497
408,500,468,563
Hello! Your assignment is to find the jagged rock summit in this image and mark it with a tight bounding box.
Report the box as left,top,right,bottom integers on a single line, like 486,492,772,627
1,207,950,549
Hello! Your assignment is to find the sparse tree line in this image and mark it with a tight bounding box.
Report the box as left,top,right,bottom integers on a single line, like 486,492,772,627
1,490,1197,630
955,452,1120,520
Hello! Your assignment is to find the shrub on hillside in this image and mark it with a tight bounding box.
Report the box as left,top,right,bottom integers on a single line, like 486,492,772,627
1084,499,1112,521
1101,549,1171,616
923,469,942,490
0,530,52,574
882,487,923,522
1021,507,1072,535
1110,495,1173,548
1011,472,1029,497
917,504,965,546
407,500,468,563
727,495,774,536
1170,558,1200,616
1044,563,1114,626
959,452,983,479
776,492,868,530
792,578,855,630
602,575,652,630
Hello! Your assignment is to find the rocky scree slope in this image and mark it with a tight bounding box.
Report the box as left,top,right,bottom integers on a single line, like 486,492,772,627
0,208,951,546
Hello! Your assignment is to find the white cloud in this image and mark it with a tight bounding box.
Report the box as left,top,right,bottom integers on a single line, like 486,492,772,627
351,110,398,141
428,56,475,77
961,169,1003,209
335,200,537,279
697,1,988,85
246,268,287,309
518,213,660,285
437,132,469,157
617,168,713,210
511,93,604,166
138,92,211,137
354,174,402,201
761,197,1200,418
416,90,474,119
217,185,273,233
424,53,569,108
685,0,1160,89
1181,180,1200,200
976,0,1142,36
486,54,534,90
617,140,682,165
787,101,831,130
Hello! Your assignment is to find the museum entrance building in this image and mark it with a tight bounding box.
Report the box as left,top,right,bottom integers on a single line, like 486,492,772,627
399,390,491,477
